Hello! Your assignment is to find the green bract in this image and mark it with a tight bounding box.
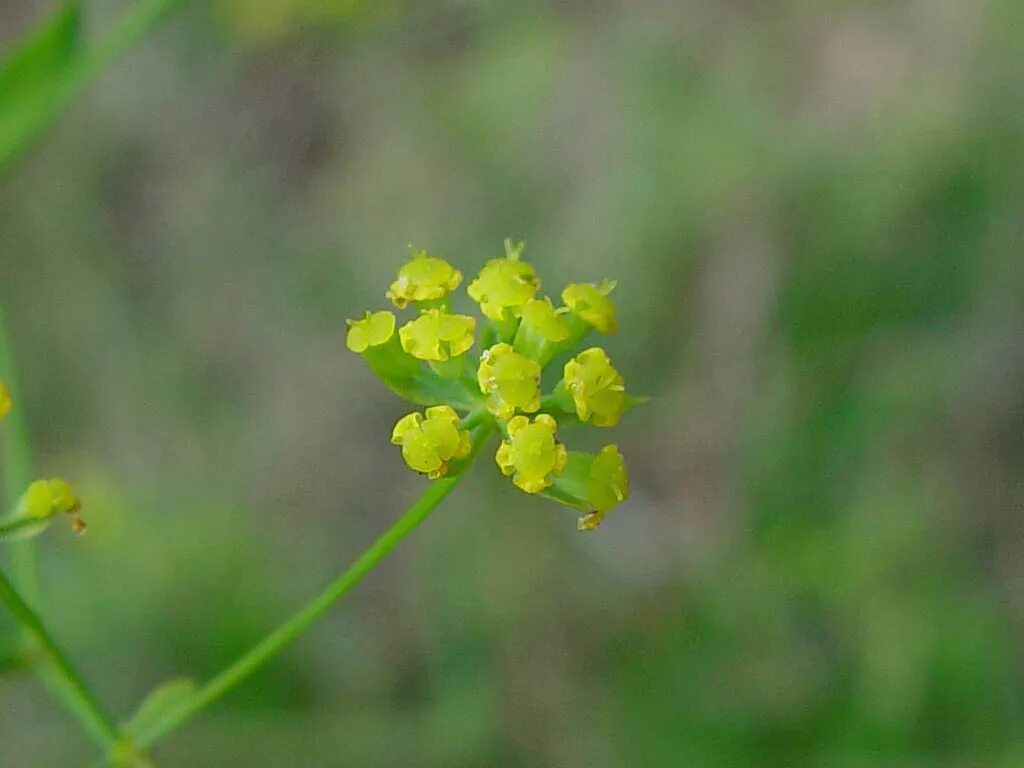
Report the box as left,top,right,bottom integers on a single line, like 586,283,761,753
347,240,640,529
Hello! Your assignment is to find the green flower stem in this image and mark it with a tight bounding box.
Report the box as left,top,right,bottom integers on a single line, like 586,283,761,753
132,424,495,750
0,564,121,748
69,0,190,89
0,307,39,603
0,515,41,538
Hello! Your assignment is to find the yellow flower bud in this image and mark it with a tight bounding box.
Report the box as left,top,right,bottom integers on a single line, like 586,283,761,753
563,347,626,427
0,380,10,420
477,343,541,420
495,414,568,494
346,311,397,353
391,406,471,479
467,240,540,321
399,309,476,362
561,279,618,334
578,445,628,530
386,250,462,309
23,478,81,520
520,297,570,343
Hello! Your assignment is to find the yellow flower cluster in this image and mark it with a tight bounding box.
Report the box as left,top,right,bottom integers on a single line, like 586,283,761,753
346,241,638,529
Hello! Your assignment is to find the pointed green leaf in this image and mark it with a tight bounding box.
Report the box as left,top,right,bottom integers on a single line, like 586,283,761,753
0,2,82,169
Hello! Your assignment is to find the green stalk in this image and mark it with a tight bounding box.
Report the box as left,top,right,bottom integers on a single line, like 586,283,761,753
0,306,39,603
68,0,189,88
132,424,494,749
0,564,120,748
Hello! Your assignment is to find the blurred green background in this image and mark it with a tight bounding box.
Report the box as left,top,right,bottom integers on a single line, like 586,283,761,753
2,0,1024,765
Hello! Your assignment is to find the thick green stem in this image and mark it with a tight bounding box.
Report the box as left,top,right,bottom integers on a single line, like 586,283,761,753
132,425,494,749
0,565,120,748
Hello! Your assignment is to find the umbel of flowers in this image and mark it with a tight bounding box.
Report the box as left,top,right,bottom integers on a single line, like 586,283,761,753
346,242,638,530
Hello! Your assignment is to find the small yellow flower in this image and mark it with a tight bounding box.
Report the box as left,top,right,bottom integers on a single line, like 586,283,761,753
0,380,11,420
477,343,541,420
391,406,471,479
346,311,397,353
562,279,618,334
495,414,568,493
467,240,540,321
23,478,81,520
386,250,463,309
399,309,476,362
578,445,628,530
563,347,626,427
520,297,570,342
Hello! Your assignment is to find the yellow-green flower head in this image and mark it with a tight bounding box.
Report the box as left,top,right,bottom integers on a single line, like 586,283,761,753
391,406,471,479
23,478,80,520
579,445,628,530
477,343,541,420
346,310,396,353
386,250,463,309
495,414,568,494
0,380,10,420
399,309,476,362
520,297,570,342
467,240,540,321
563,347,626,427
561,279,618,334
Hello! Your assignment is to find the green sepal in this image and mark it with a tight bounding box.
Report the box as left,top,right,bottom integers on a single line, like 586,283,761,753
511,322,551,367
539,446,629,530
428,355,467,380
539,451,592,512
361,335,481,410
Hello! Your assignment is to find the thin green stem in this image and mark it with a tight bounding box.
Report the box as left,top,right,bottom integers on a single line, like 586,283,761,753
0,564,120,748
132,425,495,749
69,0,189,89
0,306,39,604
0,515,41,537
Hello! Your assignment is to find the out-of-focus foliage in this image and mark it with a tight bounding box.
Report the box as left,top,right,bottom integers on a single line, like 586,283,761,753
0,1,80,170
2,0,1023,766
213,0,373,42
